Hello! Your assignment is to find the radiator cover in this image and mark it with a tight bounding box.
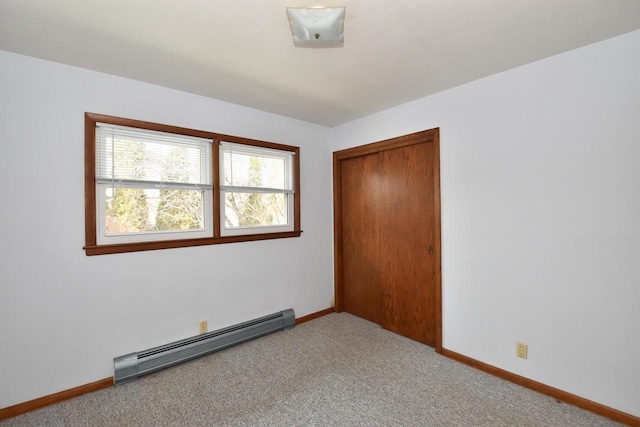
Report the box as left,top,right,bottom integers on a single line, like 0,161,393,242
114,308,295,385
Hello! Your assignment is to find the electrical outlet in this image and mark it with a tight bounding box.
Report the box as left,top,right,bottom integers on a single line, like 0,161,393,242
517,342,528,359
199,320,207,334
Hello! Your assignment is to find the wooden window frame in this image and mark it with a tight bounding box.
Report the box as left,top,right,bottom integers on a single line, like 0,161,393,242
84,112,301,256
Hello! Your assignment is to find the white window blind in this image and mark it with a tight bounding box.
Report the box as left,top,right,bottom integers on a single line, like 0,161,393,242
96,124,213,190
220,142,294,193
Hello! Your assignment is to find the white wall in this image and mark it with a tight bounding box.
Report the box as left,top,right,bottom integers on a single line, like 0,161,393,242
332,30,640,416
0,51,334,408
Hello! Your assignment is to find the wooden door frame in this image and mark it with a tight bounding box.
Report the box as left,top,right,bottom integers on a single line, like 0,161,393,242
333,128,442,353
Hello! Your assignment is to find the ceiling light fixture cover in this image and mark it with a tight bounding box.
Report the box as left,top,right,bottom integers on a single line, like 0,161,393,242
286,7,345,47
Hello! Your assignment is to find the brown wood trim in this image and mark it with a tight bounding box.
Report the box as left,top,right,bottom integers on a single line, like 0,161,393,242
0,377,113,422
332,151,344,312
295,307,335,325
293,146,301,232
84,230,303,255
441,348,640,426
213,138,221,237
432,129,443,353
333,129,437,161
84,113,97,247
85,112,300,152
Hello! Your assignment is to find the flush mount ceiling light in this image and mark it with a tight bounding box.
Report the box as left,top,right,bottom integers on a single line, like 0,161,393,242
286,7,345,47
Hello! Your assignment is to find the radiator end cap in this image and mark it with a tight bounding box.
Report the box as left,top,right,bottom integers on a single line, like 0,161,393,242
282,308,295,330
114,352,139,386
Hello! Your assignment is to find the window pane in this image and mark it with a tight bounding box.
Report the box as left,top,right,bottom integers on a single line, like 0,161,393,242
96,125,212,185
221,143,293,190
105,187,204,235
224,192,287,228
154,189,204,231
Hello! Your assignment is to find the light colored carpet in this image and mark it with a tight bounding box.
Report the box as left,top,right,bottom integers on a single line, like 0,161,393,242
1,312,622,426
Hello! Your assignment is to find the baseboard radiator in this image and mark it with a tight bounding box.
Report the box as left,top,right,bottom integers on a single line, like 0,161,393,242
114,308,295,385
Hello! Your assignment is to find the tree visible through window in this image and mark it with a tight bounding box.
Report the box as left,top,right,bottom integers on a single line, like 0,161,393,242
154,146,205,231
104,139,150,233
220,141,294,236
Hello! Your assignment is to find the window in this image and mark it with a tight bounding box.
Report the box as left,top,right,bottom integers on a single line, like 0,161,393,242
220,142,295,235
95,124,214,244
84,113,300,255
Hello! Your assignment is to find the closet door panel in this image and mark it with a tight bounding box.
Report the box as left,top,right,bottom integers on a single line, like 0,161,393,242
379,142,436,345
340,153,381,324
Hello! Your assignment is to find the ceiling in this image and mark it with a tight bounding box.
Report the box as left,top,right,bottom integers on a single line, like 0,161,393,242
2,1,640,127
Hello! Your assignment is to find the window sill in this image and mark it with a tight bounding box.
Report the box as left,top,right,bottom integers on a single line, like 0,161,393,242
84,230,302,256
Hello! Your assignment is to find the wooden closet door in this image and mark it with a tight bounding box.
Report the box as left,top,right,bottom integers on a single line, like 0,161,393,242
378,141,436,346
336,129,440,348
340,153,381,324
